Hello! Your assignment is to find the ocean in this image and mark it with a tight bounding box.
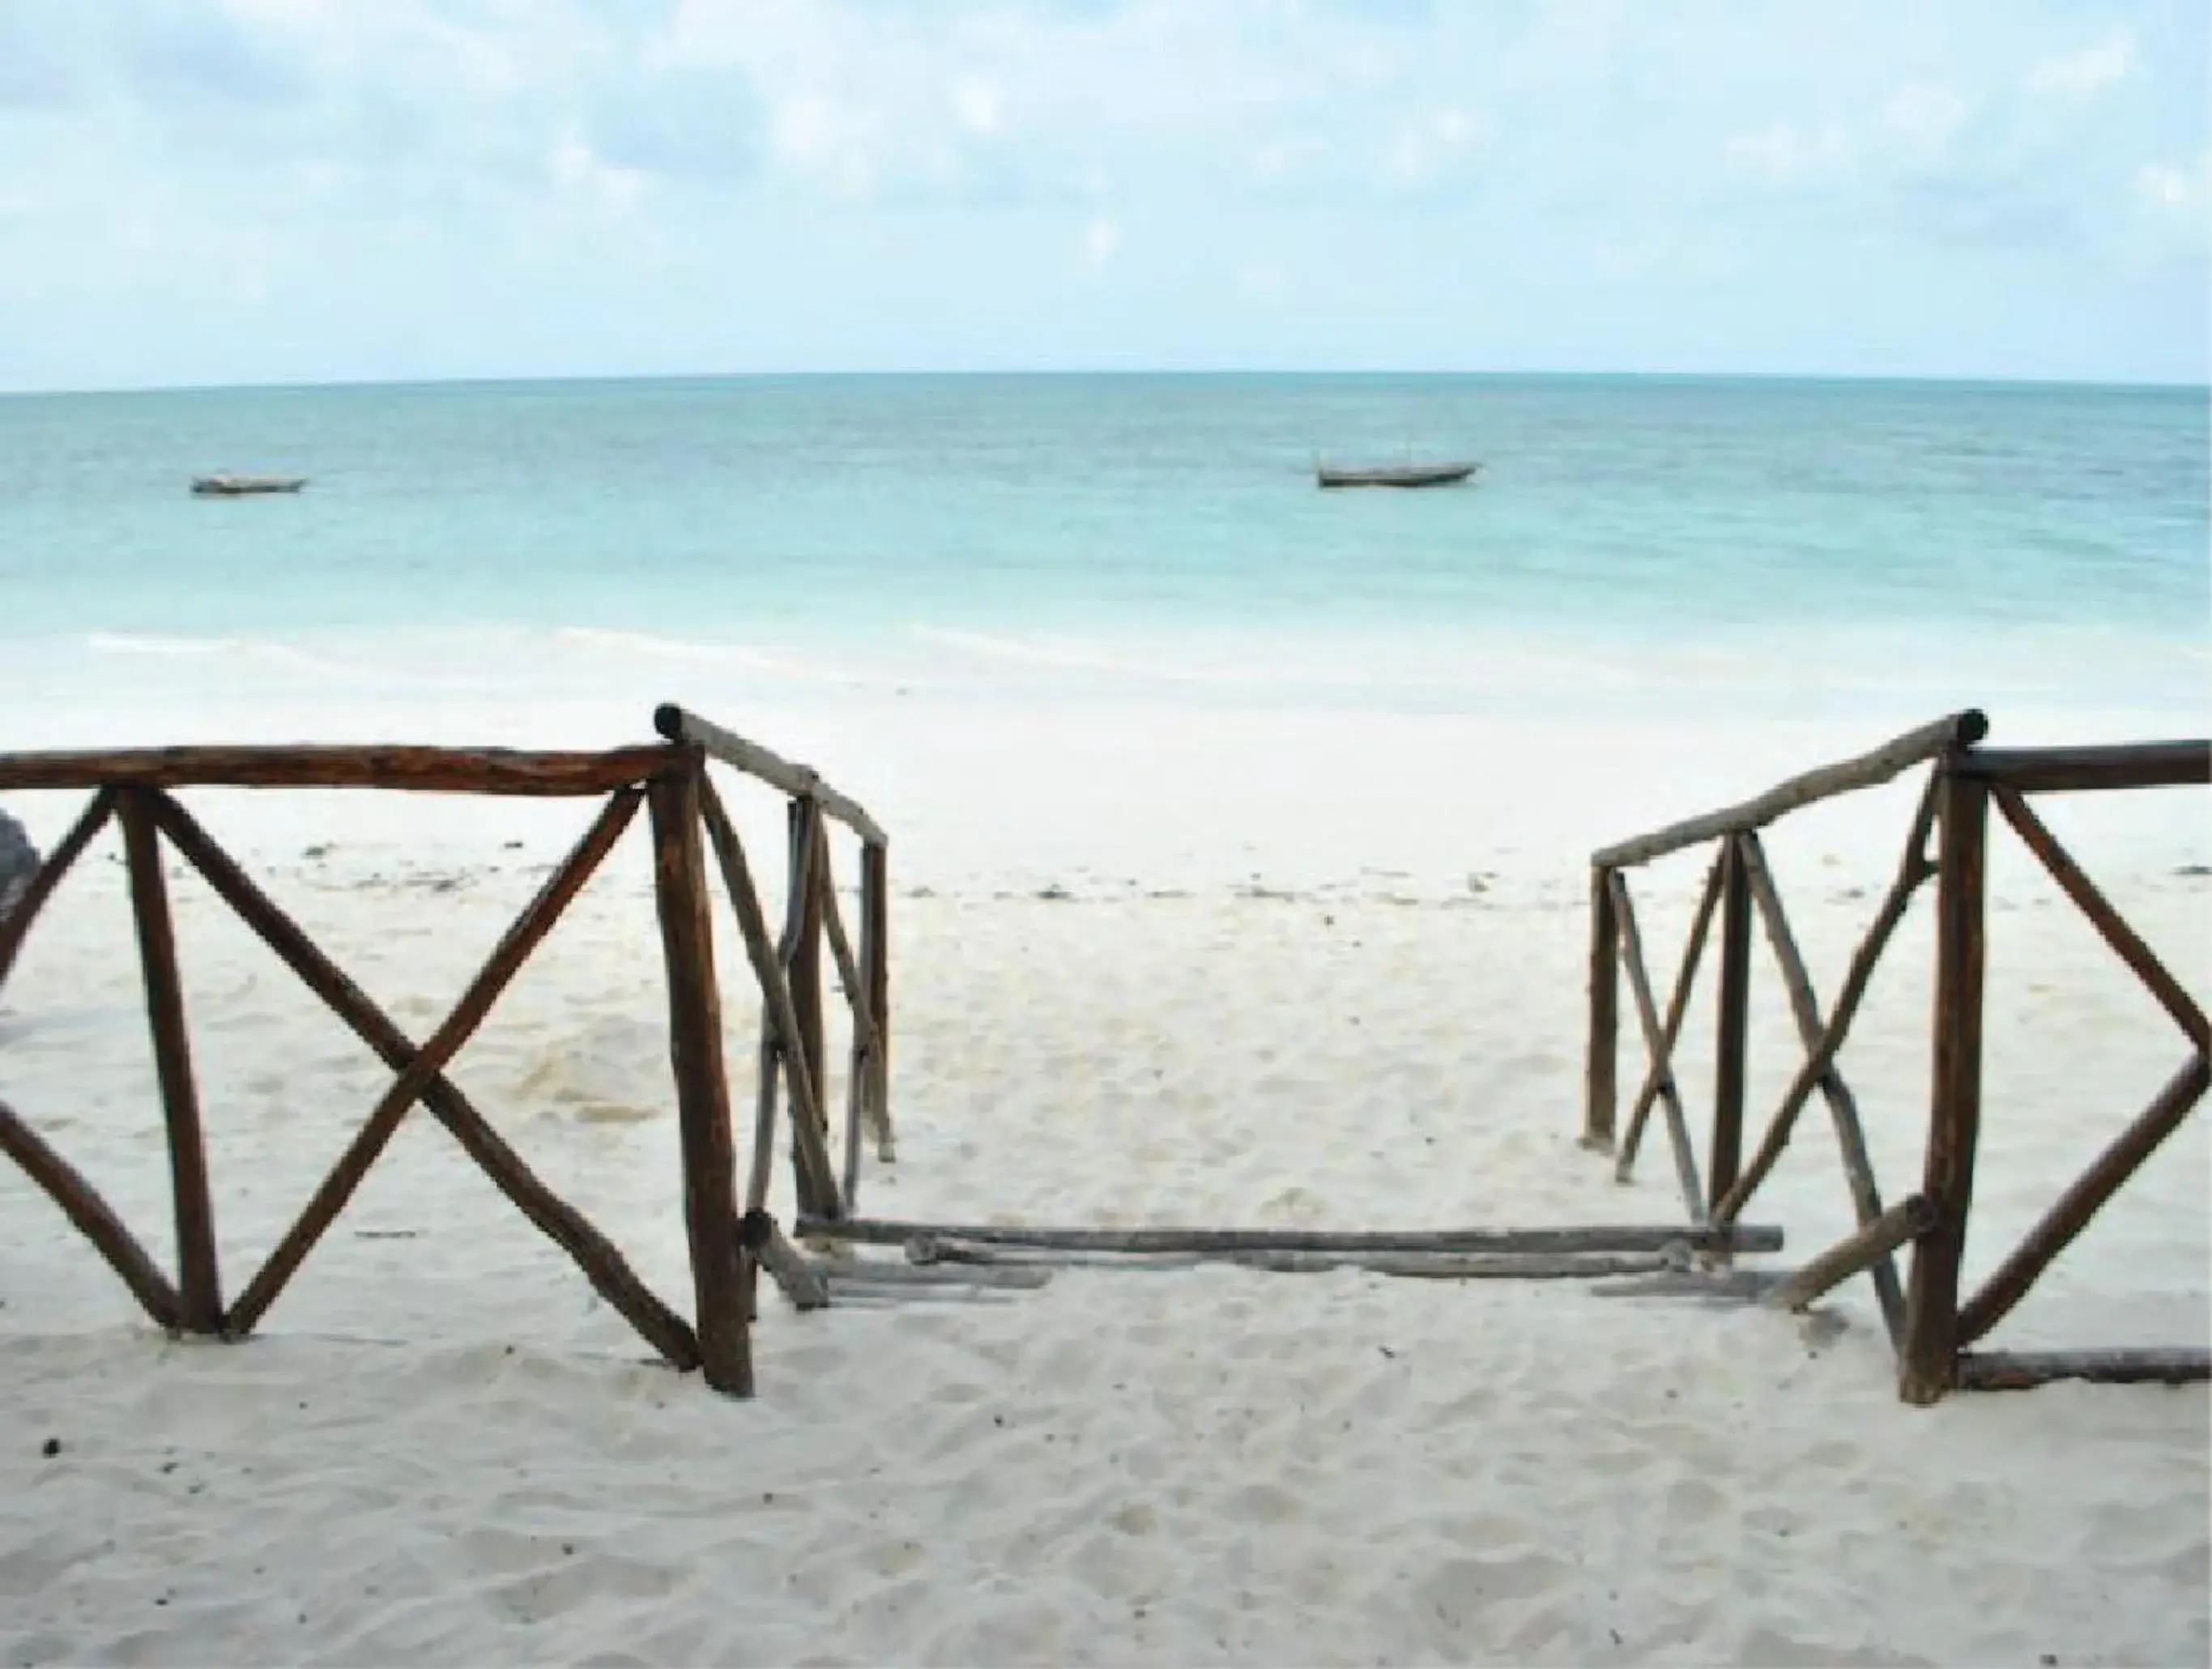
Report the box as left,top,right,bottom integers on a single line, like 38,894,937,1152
1,374,2204,728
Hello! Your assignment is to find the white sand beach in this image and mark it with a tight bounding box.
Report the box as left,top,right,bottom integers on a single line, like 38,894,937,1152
1,688,2206,1667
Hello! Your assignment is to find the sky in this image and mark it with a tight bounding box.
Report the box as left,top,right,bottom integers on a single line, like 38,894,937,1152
0,0,2206,391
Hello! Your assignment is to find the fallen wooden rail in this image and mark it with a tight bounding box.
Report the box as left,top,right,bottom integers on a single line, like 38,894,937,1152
797,1216,1784,1255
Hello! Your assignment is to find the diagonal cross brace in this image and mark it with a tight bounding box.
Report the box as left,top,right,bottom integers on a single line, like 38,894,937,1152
141,789,700,1369
1606,870,1706,1224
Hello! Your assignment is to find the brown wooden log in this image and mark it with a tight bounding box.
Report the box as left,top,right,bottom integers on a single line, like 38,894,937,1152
1954,740,2209,794
786,798,833,1220
1582,863,1620,1151
0,1094,183,1328
1765,1194,1935,1314
1711,780,1938,1267
814,849,876,1211
1728,828,1909,1337
226,787,642,1339
1958,1051,2210,1348
739,1207,830,1311
1617,852,1724,1179
1605,871,1705,1223
692,773,838,1216
797,1216,1784,1255
0,788,116,993
143,791,698,1369
906,1235,1689,1280
117,789,223,1334
1992,786,2209,1050
861,840,893,1164
648,768,752,1397
1954,1347,2211,1392
0,744,671,796
1708,835,1752,1217
1899,767,1988,1405
821,1259,1054,1292
652,705,888,845
1593,710,1988,869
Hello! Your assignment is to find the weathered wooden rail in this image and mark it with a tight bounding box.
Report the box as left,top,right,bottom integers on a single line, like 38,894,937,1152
0,708,893,1399
1583,711,2211,1403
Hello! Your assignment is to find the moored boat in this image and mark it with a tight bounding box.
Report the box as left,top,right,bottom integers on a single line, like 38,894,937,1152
191,475,308,496
1315,461,1478,489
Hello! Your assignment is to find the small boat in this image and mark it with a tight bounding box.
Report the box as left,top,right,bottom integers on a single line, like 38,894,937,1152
191,475,307,497
1315,461,1479,489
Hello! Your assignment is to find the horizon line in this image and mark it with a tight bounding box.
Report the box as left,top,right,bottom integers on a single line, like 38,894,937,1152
3,365,2207,400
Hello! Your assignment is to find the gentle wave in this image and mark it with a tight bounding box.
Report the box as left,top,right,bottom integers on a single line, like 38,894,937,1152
553,626,865,684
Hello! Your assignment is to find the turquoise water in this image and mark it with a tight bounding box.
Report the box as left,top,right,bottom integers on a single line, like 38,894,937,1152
1,374,2204,718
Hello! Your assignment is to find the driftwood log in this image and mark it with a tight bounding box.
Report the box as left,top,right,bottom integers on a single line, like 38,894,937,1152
739,1208,830,1311
1955,1348,2211,1391
1958,1051,2210,1348
799,1217,1782,1255
648,769,752,1396
906,1234,1692,1280
1593,710,1987,870
1606,870,1704,1221
1899,768,1989,1405
226,788,644,1336
1707,835,1753,1218
1954,741,2209,794
0,1095,183,1328
0,744,670,796
1616,853,1724,1181
1583,862,1619,1149
1764,1195,1934,1315
654,704,887,845
692,771,839,1217
117,790,224,1335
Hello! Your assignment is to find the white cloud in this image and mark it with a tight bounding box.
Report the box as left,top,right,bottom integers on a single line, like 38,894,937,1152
2027,33,2133,98
1385,106,1481,184
1725,121,1851,181
1877,85,1968,160
771,93,878,196
550,130,647,213
952,75,1002,136
1081,214,1121,266
2135,151,2210,217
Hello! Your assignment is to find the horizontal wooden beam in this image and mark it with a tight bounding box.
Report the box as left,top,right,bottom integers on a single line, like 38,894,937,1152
1955,1348,2210,1392
796,1216,1784,1255
0,744,673,796
654,705,887,846
1954,741,2209,794
1594,710,1984,870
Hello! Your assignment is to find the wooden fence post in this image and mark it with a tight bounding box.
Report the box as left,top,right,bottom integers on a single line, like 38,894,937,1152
787,798,831,1217
1900,764,1988,1404
861,840,891,1163
1708,834,1753,1216
1583,864,1619,1150
648,765,752,1397
117,788,224,1335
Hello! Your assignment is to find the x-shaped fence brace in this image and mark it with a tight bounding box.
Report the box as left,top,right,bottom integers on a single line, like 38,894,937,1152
0,737,897,1399
1608,769,1941,1342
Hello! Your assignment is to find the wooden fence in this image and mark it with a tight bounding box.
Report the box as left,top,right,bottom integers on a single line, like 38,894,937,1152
0,707,891,1399
1582,712,2210,1404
